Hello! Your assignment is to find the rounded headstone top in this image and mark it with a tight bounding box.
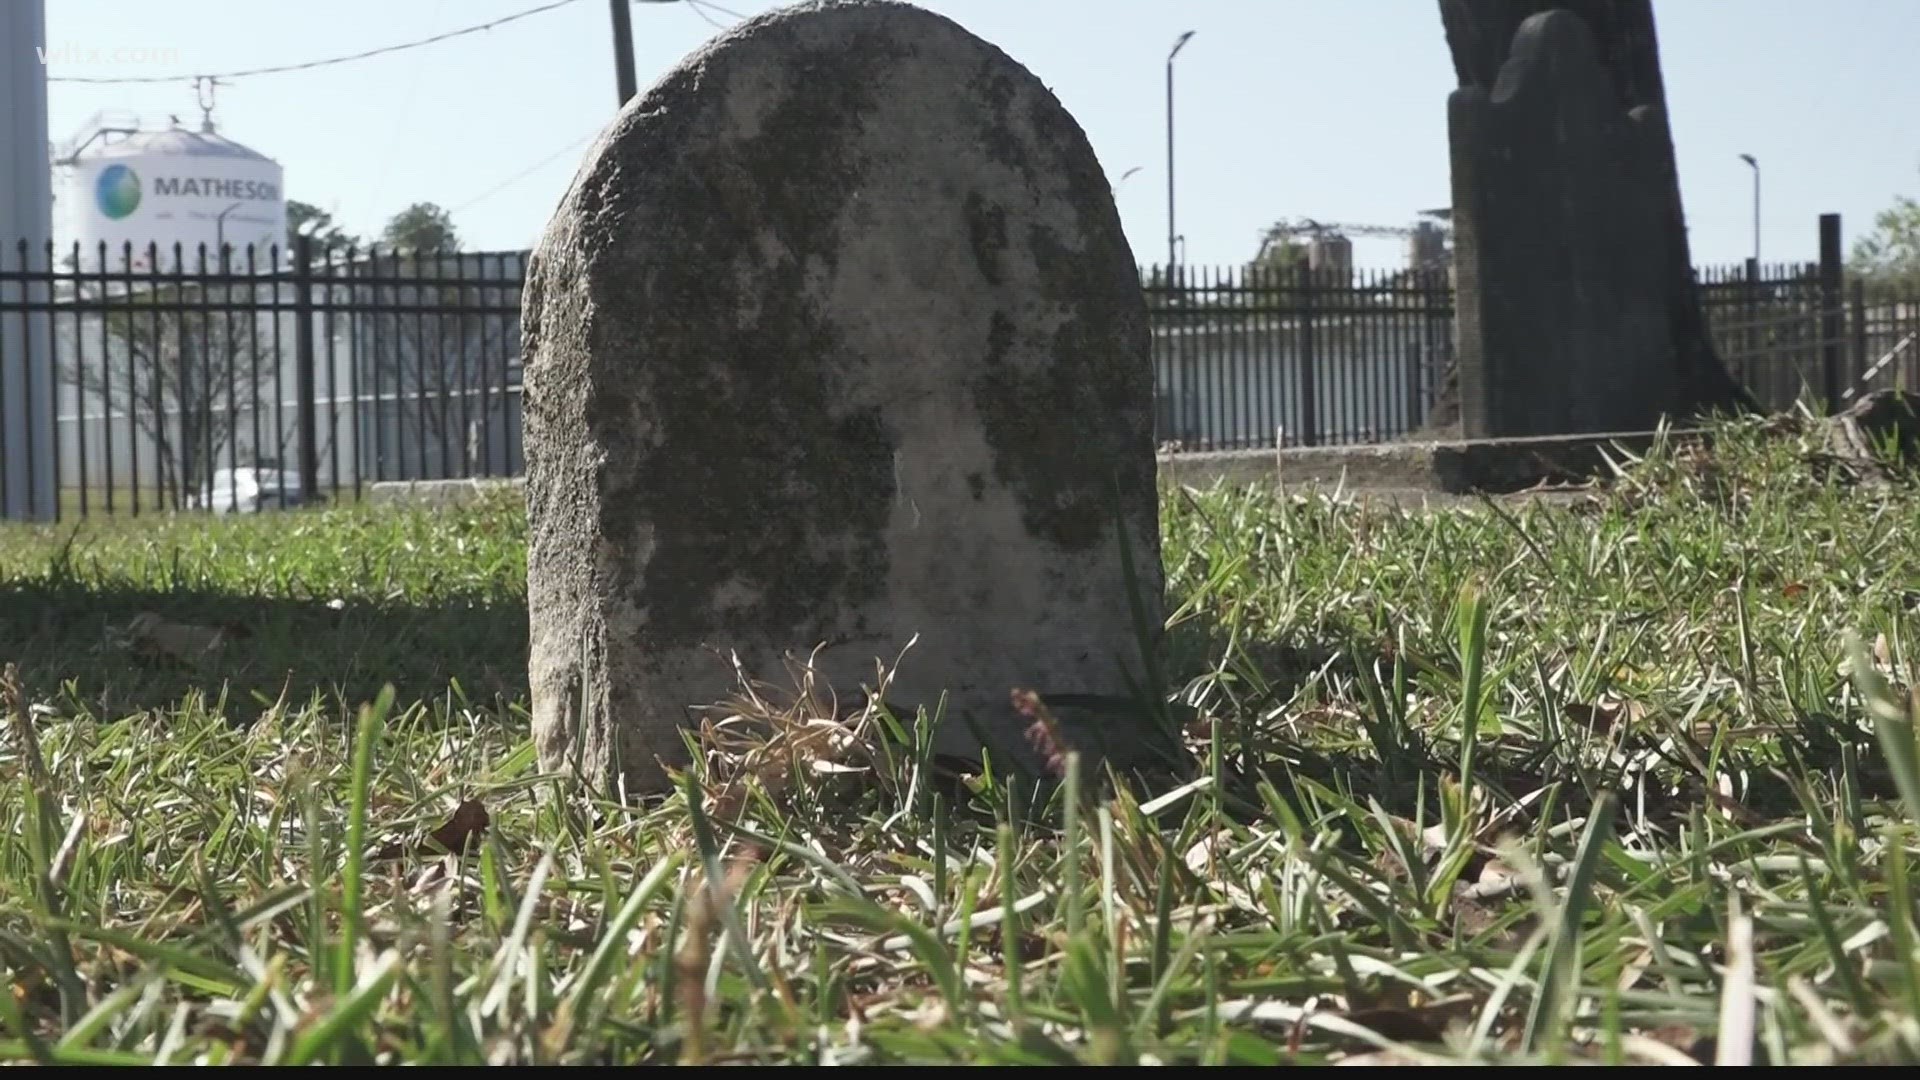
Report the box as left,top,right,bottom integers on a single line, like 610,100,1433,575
533,0,1132,293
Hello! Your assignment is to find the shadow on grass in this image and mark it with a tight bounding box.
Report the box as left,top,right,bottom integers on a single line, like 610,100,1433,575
2,579,527,717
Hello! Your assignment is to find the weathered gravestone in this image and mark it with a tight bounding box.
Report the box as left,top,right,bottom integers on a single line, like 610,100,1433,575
522,0,1166,796
1443,4,1749,438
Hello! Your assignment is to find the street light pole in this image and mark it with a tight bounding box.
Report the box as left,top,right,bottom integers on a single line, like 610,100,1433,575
215,200,243,267
1166,30,1195,276
610,0,638,106
1739,153,1760,269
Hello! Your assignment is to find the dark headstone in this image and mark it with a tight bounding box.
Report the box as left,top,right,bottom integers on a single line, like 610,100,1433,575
1441,2,1750,438
521,0,1166,795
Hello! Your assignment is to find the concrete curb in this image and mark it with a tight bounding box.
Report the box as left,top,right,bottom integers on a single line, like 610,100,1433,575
368,428,1710,508
1161,428,1711,496
1155,449,1280,489
366,476,525,508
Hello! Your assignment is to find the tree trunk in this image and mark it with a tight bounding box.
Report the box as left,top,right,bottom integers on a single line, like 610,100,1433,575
1420,0,1753,437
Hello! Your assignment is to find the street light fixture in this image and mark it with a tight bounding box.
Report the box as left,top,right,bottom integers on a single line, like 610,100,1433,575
1166,29,1196,275
1739,153,1760,269
214,200,243,267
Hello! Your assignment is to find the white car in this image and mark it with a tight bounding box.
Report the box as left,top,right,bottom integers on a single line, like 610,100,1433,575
197,467,306,514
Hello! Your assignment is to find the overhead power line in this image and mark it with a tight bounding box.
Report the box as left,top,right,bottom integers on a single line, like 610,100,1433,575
683,0,740,30
46,0,587,84
452,129,600,212
455,2,748,212
684,3,727,31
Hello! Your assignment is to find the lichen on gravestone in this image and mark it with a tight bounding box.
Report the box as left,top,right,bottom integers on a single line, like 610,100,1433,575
521,0,1169,796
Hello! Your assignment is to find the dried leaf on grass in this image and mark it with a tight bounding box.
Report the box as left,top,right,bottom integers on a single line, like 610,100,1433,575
694,642,913,819
427,798,490,856
1638,1024,1715,1065
1456,858,1519,901
369,797,491,862
408,862,450,895
1563,697,1646,734
1341,994,1478,1044
108,612,231,663
1183,829,1230,876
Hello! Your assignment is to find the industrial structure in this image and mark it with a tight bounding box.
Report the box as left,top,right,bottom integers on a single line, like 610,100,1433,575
1254,210,1454,281
53,81,286,271
1137,209,1460,449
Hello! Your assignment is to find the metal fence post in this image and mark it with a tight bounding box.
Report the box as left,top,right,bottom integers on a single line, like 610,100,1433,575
1819,213,1844,413
1298,266,1320,447
1405,342,1426,432
293,234,320,500
1740,257,1759,392
1850,277,1868,394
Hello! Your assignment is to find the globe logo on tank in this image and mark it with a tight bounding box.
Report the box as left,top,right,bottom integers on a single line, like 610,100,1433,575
95,165,141,220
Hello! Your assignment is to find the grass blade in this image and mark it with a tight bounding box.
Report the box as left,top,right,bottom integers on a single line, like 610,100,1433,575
1525,791,1618,1053
337,686,393,999
283,951,401,1067
1456,580,1491,785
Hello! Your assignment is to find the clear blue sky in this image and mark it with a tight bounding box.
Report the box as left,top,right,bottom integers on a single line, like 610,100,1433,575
39,0,1920,270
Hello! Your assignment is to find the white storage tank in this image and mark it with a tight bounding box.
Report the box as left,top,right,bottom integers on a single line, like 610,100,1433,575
66,121,286,271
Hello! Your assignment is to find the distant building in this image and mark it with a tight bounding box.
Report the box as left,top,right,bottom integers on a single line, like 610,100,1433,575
56,114,287,272
1307,235,1354,282
1407,220,1449,274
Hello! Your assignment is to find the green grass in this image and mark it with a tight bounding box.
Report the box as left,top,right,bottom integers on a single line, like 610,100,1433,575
4,415,1920,1063
1,484,526,711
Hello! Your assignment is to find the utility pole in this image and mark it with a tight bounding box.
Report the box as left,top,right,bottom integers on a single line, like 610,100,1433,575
2,0,54,520
1165,31,1195,275
611,0,639,106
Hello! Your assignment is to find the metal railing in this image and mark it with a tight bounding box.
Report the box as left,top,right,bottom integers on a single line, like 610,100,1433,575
5,238,1920,521
1699,261,1920,413
0,238,525,519
1144,264,1455,450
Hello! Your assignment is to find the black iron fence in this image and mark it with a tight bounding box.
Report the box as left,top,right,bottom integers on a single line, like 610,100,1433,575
1149,255,1920,450
1145,265,1454,450
1699,262,1920,415
0,239,525,519
4,236,1920,521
